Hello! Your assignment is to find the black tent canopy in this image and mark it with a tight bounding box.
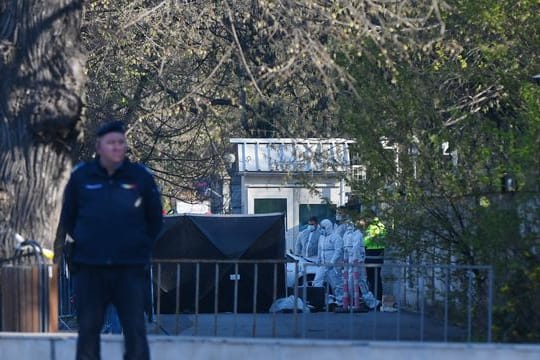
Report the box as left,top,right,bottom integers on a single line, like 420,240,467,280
152,213,286,313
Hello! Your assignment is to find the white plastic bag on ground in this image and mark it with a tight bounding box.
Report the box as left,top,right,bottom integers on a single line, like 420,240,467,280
269,295,311,313
362,291,380,309
380,294,398,312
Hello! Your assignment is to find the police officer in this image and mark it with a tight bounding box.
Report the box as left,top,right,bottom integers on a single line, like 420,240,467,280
60,120,163,360
363,216,386,301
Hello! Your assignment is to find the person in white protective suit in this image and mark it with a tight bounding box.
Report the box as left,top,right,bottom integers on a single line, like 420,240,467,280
340,221,379,312
295,216,320,259
334,207,348,239
340,221,361,312
313,219,344,309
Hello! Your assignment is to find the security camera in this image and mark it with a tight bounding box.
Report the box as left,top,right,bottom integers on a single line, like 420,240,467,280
532,74,540,86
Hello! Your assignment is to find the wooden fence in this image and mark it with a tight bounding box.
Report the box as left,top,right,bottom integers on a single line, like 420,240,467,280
1,264,58,332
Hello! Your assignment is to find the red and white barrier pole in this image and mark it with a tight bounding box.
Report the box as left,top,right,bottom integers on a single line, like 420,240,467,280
352,259,361,309
342,256,350,311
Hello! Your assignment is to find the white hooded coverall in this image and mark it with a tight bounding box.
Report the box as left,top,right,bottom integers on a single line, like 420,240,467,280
342,225,378,309
313,219,344,306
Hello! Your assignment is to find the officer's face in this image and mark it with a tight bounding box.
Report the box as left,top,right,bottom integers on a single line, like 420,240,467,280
96,132,127,166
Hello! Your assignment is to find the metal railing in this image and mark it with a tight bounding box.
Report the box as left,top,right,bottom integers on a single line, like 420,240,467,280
57,260,76,331
147,258,493,342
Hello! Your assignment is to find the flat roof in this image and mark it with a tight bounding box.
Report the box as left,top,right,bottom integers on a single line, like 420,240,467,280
230,138,355,144
231,138,354,173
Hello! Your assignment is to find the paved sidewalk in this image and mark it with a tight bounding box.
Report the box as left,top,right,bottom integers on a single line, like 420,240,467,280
3,332,540,360
149,310,470,342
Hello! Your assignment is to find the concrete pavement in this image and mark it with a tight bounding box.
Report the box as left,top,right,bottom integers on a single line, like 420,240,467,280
1,332,540,360
149,310,470,342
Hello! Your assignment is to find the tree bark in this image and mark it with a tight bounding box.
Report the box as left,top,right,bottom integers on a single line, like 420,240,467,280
0,0,85,259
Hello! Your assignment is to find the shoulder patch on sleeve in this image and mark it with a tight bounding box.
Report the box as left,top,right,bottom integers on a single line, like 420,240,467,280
71,162,86,174
136,163,154,176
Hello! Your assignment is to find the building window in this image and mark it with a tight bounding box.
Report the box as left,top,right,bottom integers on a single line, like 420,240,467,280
299,204,334,230
351,164,367,181
254,198,287,227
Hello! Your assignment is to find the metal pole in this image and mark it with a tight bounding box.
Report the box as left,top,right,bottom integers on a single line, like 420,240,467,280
272,263,278,337
175,263,181,335
419,267,425,342
487,267,493,343
233,262,239,336
148,265,154,323
467,270,473,343
293,262,298,337
301,265,308,338
396,264,403,341
214,263,219,336
324,279,330,339
372,263,379,341
444,266,449,342
156,263,162,334
252,263,258,337
194,263,200,335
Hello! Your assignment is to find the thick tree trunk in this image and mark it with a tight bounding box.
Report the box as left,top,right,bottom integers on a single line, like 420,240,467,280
0,0,85,259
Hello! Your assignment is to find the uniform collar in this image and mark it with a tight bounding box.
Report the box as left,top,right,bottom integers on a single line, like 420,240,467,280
90,158,130,177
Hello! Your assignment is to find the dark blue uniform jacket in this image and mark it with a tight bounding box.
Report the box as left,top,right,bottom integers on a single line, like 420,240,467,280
61,159,163,265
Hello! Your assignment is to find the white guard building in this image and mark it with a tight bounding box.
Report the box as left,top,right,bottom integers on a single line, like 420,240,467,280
229,138,356,252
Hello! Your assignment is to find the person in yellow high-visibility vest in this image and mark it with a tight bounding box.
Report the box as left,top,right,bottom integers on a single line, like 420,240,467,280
362,217,386,302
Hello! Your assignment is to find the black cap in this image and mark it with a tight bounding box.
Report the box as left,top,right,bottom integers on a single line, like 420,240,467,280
96,120,126,137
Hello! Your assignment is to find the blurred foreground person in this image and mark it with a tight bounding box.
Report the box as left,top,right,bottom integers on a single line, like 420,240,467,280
60,120,163,360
